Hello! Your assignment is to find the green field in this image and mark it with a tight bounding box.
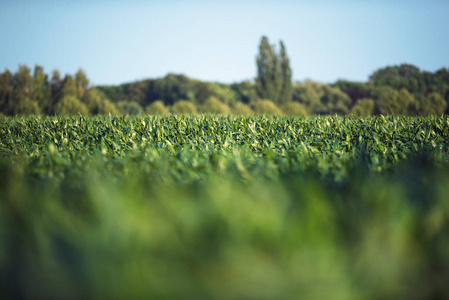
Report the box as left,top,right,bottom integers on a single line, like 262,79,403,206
1,115,449,299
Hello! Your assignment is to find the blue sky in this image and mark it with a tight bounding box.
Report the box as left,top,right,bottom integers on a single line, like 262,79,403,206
1,0,448,86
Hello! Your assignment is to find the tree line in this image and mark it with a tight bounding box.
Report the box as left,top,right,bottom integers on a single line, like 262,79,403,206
0,65,118,116
1,36,448,116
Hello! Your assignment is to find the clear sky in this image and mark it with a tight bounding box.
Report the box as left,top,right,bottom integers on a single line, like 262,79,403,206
1,0,448,86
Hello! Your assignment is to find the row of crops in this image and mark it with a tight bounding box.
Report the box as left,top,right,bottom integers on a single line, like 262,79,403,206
1,115,449,299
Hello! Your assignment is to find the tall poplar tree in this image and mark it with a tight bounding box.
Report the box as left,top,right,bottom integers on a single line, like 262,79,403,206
256,36,292,104
256,36,281,102
279,41,292,104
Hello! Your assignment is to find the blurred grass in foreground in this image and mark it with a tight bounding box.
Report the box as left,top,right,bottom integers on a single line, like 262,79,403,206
0,115,449,299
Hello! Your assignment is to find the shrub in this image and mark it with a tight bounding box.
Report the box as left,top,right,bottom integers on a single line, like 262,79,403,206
282,102,308,116
201,97,231,114
146,100,170,115
253,99,283,115
421,92,447,116
99,99,118,115
350,98,375,116
376,88,419,115
171,100,197,114
55,95,88,115
293,81,351,114
13,97,41,115
232,102,253,115
83,88,118,115
320,85,352,115
396,89,419,115
116,101,143,115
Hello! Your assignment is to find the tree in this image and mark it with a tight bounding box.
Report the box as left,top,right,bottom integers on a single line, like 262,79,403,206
194,82,237,106
292,81,350,115
421,92,447,116
282,102,308,116
374,87,418,115
292,81,325,114
333,80,369,104
253,99,283,115
126,81,148,105
368,64,449,105
75,69,89,98
369,64,421,95
55,95,88,115
83,88,117,115
146,100,170,115
49,70,63,114
396,89,418,115
11,65,41,115
349,99,375,116
61,75,78,98
13,97,41,115
279,41,292,104
256,36,282,103
171,100,197,114
373,86,399,115
147,74,194,106
232,102,253,115
31,65,50,114
201,97,231,114
320,85,352,115
230,81,258,104
98,99,118,115
116,101,143,115
0,69,13,115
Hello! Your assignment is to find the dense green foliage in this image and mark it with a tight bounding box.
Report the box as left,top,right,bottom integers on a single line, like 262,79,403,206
349,98,375,116
1,115,449,299
368,64,449,102
1,37,447,117
255,36,292,105
335,65,449,115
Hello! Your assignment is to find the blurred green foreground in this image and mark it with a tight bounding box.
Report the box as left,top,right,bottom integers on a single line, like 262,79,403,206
1,115,449,299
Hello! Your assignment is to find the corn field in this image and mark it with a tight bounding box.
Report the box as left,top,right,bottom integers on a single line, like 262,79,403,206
1,114,449,299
